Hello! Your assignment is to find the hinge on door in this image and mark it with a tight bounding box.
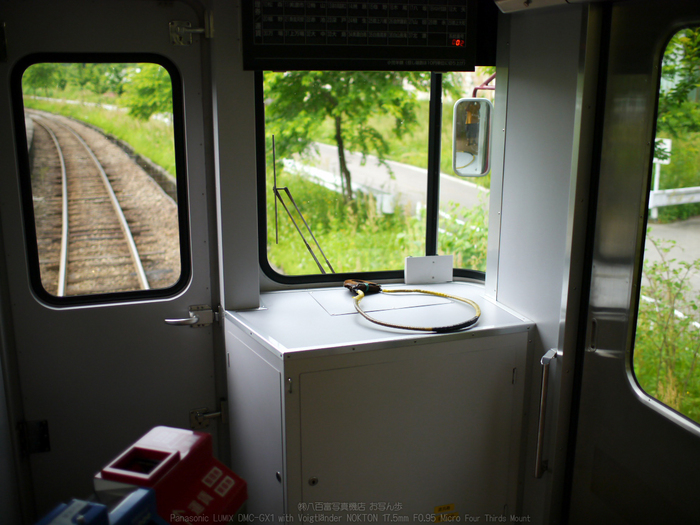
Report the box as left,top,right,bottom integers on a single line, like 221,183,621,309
17,420,50,455
169,12,213,46
190,399,227,430
188,304,219,328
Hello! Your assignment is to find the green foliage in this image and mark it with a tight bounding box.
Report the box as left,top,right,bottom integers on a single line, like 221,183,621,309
21,62,175,174
22,63,59,95
652,28,700,221
264,70,491,275
438,200,489,272
264,71,463,200
22,62,171,119
634,235,700,423
23,63,129,98
122,64,173,121
75,63,129,96
657,28,700,140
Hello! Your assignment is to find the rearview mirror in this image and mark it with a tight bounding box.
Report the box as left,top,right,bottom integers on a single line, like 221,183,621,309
452,98,493,177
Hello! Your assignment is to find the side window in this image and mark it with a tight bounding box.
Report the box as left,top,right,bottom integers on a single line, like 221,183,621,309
15,60,188,302
633,28,700,424
259,70,492,280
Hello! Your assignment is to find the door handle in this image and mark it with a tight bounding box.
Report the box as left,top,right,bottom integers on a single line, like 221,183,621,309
535,348,558,478
164,305,218,328
164,314,200,326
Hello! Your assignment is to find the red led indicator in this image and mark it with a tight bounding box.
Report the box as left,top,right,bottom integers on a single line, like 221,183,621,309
452,39,465,47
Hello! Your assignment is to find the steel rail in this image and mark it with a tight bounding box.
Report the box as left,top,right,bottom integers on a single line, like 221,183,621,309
32,118,69,296
46,116,150,291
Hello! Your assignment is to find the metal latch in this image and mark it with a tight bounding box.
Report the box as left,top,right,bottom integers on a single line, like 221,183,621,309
169,13,213,46
164,305,219,328
190,400,227,430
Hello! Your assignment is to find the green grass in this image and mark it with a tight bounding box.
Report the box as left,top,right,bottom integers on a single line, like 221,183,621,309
23,95,176,175
267,170,488,275
268,171,426,274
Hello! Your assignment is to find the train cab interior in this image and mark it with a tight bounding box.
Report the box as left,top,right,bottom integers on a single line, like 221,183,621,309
2,0,700,523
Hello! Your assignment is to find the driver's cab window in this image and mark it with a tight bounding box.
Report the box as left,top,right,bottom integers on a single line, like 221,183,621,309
634,28,700,424
259,69,493,281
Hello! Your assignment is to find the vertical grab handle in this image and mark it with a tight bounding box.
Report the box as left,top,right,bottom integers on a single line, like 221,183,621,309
535,349,558,478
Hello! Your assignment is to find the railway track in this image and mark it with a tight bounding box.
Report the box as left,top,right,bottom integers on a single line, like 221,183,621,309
27,111,181,297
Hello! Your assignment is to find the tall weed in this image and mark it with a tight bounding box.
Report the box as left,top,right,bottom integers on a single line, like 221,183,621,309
634,235,700,423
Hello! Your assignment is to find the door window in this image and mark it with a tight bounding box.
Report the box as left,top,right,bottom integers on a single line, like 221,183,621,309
634,28,700,424
14,59,189,303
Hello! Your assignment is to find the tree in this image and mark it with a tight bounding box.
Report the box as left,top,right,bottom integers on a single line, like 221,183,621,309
22,63,58,95
122,64,173,121
23,63,130,98
92,63,129,95
264,71,460,201
656,28,700,144
651,29,700,218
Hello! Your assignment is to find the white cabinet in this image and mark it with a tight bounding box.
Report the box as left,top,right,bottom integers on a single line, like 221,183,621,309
225,283,532,521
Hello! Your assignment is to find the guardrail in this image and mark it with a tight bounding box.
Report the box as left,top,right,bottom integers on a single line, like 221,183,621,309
649,139,700,219
649,186,700,209
282,158,397,213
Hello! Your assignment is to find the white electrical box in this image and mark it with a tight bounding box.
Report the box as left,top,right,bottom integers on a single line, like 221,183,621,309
225,282,532,520
404,254,454,284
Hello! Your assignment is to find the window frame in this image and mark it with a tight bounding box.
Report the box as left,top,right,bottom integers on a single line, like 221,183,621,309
11,53,191,306
255,70,487,285
629,25,700,427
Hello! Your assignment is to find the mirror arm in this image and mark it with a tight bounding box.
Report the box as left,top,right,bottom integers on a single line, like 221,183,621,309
472,72,496,98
